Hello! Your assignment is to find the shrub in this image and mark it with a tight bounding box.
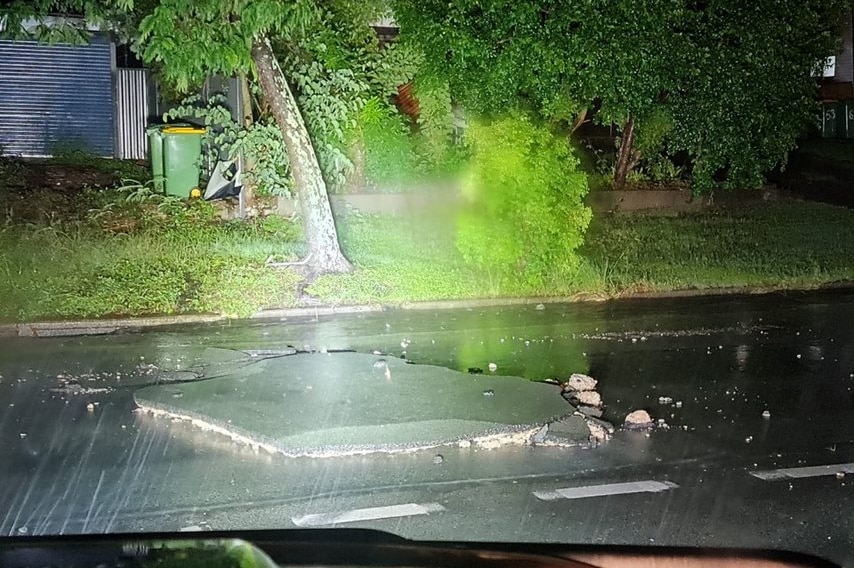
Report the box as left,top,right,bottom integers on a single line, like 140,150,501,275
359,97,417,187
456,115,592,287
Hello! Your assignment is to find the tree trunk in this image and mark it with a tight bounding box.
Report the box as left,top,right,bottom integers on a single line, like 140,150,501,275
571,108,588,133
347,136,367,193
238,72,256,213
613,115,641,190
250,37,352,274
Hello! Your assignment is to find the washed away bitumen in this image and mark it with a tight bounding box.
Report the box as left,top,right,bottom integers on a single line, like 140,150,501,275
134,352,579,457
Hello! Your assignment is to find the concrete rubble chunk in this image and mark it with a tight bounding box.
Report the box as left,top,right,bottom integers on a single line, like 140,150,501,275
563,373,598,392
586,421,610,443
575,405,603,418
586,416,615,434
531,424,549,444
568,390,602,408
585,416,615,443
134,353,581,457
624,409,654,430
546,415,591,442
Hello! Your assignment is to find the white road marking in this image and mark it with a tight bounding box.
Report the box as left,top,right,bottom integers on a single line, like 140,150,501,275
291,502,446,527
750,462,854,481
533,480,678,501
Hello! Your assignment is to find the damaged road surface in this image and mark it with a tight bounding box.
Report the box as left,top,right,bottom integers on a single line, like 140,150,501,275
2,289,854,566
134,352,583,457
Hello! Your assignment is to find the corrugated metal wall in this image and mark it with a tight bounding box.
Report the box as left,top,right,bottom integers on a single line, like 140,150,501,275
0,39,114,157
114,68,149,160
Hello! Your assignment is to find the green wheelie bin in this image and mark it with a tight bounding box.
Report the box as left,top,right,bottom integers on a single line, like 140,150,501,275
147,125,206,197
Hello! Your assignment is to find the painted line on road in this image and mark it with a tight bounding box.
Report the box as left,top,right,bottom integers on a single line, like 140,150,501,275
750,462,854,481
533,480,678,501
291,502,445,527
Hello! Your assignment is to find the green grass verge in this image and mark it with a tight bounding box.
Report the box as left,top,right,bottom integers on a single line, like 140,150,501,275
580,200,854,292
307,210,604,303
309,201,854,304
0,188,303,322
2,186,853,322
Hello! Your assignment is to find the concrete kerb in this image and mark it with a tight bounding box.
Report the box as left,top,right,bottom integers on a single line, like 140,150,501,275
3,282,853,339
3,314,228,338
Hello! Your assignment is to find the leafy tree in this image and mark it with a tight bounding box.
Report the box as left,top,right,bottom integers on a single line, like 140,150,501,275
356,97,417,187
146,2,452,196
667,0,847,191
2,0,361,275
138,0,356,275
392,0,847,192
392,0,688,189
456,114,591,288
1,0,136,43
272,2,379,193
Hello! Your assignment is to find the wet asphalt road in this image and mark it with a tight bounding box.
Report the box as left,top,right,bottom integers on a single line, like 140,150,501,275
0,290,853,565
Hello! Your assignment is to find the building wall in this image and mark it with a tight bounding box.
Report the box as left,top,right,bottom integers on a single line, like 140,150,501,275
0,38,114,157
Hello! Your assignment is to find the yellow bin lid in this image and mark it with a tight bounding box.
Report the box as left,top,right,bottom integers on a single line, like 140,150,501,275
162,126,206,134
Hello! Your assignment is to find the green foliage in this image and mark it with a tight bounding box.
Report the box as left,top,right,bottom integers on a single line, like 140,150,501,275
623,109,685,184
0,183,303,321
4,178,854,320
0,0,134,43
641,154,686,184
391,0,688,187
410,76,455,171
278,38,371,191
455,115,591,287
306,211,481,302
633,109,674,156
49,146,151,181
393,0,847,192
364,40,423,98
137,0,317,92
670,0,847,191
0,156,27,192
277,14,458,191
357,98,417,186
147,1,448,194
393,0,685,121
165,95,292,196
307,209,603,302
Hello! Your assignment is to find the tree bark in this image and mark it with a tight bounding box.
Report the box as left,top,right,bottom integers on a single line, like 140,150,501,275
571,108,588,133
237,72,256,213
613,115,641,190
250,37,352,274
347,136,367,193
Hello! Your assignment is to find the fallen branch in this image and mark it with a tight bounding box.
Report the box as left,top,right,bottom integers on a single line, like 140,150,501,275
265,253,313,268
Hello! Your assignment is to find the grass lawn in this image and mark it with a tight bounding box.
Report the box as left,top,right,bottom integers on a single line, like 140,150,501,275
0,149,854,322
0,174,304,322
2,156,853,322
309,200,854,304
580,201,854,291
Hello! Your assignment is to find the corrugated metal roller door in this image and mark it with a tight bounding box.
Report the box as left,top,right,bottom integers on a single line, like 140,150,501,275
115,68,150,160
0,39,113,157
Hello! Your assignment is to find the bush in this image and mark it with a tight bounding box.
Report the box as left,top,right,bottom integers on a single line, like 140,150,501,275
456,115,592,287
357,95,465,190
359,98,418,187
